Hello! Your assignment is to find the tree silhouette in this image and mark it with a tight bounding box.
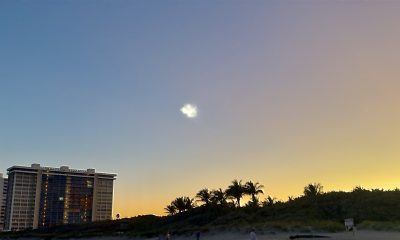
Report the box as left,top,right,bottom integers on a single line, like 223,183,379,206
184,196,194,210
196,188,211,206
172,197,187,213
226,179,245,207
164,204,177,215
262,196,276,207
210,188,227,206
304,183,323,197
244,181,264,205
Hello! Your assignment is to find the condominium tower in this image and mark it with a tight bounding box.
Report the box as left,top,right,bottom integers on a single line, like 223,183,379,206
0,173,7,231
4,164,116,231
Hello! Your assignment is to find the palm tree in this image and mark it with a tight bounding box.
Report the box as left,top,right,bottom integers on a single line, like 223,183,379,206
225,179,245,207
210,188,227,206
303,183,323,197
172,197,187,213
183,196,194,210
165,204,177,215
196,188,211,206
244,181,264,204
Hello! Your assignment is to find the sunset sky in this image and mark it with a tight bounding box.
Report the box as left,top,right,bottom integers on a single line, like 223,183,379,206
1,1,400,217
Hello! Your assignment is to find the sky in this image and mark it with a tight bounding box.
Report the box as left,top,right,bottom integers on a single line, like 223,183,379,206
1,1,400,217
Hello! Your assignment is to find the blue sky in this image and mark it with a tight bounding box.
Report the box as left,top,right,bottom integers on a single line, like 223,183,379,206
0,1,277,169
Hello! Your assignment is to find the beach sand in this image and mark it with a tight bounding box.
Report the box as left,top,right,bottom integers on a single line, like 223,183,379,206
11,230,400,240
139,230,400,240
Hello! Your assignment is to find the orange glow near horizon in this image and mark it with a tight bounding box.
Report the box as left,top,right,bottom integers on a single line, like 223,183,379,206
114,180,400,218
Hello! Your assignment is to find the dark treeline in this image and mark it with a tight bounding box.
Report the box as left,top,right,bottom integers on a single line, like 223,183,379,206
164,181,400,223
3,181,400,238
121,182,400,236
165,180,265,215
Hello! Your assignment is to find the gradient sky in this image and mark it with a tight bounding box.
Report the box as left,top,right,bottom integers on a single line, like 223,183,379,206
1,1,400,217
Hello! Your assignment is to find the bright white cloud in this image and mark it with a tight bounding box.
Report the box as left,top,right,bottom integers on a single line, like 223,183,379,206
180,104,198,118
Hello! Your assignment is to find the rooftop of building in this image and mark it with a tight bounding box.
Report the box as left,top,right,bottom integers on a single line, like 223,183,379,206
7,164,116,178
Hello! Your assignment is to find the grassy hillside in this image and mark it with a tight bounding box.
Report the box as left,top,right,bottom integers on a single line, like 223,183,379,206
2,187,400,238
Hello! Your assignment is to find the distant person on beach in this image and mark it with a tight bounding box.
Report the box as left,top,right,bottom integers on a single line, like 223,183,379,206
249,229,257,240
166,231,171,240
196,231,201,240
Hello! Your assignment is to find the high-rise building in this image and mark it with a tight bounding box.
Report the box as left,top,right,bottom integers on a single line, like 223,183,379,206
4,164,116,231
0,173,7,231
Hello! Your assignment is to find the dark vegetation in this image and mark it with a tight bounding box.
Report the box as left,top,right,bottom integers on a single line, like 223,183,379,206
2,181,400,238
